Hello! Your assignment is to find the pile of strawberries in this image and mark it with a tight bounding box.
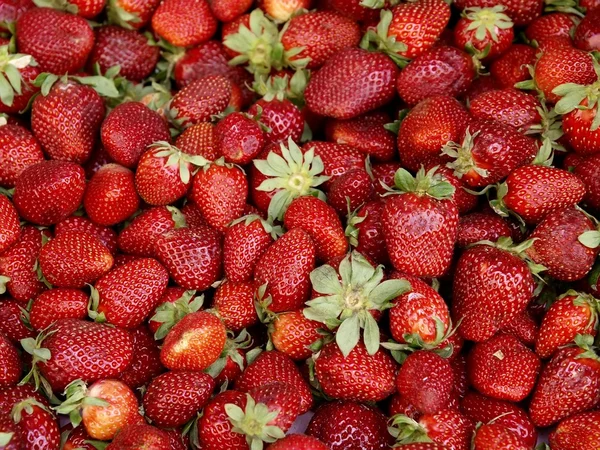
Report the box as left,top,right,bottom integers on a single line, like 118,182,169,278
1,0,600,448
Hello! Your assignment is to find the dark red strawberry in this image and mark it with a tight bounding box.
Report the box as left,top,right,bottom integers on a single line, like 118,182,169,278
525,13,576,49
213,280,258,332
118,326,164,389
55,216,118,255
457,212,512,248
327,168,374,214
151,0,217,47
490,44,537,89
549,410,600,450
0,333,20,387
29,288,88,331
345,200,388,265
209,0,251,21
0,298,35,342
248,99,303,146
0,196,19,255
454,6,514,60
0,124,43,188
469,88,541,132
302,140,364,188
4,395,60,450
472,423,530,450
117,206,180,257
215,111,265,164
574,9,600,51
453,0,542,26
106,424,171,450
426,161,478,215
0,48,40,115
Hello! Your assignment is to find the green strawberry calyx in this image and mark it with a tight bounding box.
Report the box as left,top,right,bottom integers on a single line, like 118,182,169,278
524,102,565,152
34,71,120,99
32,0,78,14
19,328,56,398
149,141,210,184
0,432,14,446
251,69,309,107
150,290,203,340
568,290,600,330
345,202,367,248
11,398,52,424
388,414,433,445
0,45,36,108
53,379,109,428
573,333,600,362
106,0,141,29
442,128,489,180
471,237,547,276
383,166,455,200
254,137,329,221
360,10,411,68
229,215,283,241
463,6,513,44
304,251,411,358
225,394,285,450
205,329,259,379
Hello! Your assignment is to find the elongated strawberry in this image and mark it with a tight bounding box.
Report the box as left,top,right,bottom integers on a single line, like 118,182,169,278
213,281,258,332
549,410,600,450
29,288,88,331
469,88,541,132
55,216,117,255
0,124,43,188
382,167,458,278
454,6,514,60
0,196,19,255
151,0,217,47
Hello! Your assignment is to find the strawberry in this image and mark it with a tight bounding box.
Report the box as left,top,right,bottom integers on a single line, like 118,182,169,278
501,308,538,346
106,423,171,449
454,6,514,61
345,200,388,265
61,425,95,450
148,287,199,336
143,370,214,428
0,47,40,115
84,163,140,226
55,379,142,441
398,95,469,172
88,26,158,81
574,9,600,51
190,162,248,231
101,102,171,168
108,0,161,29
215,111,265,164
457,212,512,248
325,0,379,22
315,342,397,402
535,291,598,359
13,161,86,226
254,228,316,313
0,0,34,28
382,167,458,278
20,318,134,393
0,333,20,388
16,8,94,74
472,423,530,450
248,99,303,146
549,410,600,450
224,215,275,283
328,168,373,214
39,231,114,288
55,216,118,255
396,46,475,107
302,141,364,188
268,434,329,450
151,0,217,47
572,154,600,211
467,333,540,402
306,401,392,450
93,257,168,328
269,309,320,360
31,79,105,164
118,325,164,389
84,145,113,179
529,338,600,427
209,0,252,21
0,196,20,255
490,44,537,89
5,396,60,450
198,390,248,450
0,412,22,450
469,88,541,132
160,311,227,371
452,238,538,342
29,288,88,331
235,351,313,414
213,281,259,332
0,298,35,343
155,226,222,290
0,226,46,302
325,111,395,162
453,0,542,26
304,48,399,119
175,122,218,160
525,13,576,49
0,124,43,188
259,0,310,21
281,11,361,69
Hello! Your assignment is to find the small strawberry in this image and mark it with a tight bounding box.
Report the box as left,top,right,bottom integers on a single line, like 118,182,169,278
0,124,43,188
118,326,164,389
198,390,248,450
268,434,329,450
55,216,118,255
574,9,600,51
215,111,266,165
469,88,541,132
457,212,512,248
327,168,374,214
549,410,600,450
29,288,88,331
151,0,217,47
108,0,161,29
0,195,20,255
175,122,218,160
472,423,530,450
213,281,259,332
454,6,514,60
490,44,537,89
0,333,20,388
269,309,320,361
106,424,171,449
0,298,35,343
345,200,388,265
248,99,303,146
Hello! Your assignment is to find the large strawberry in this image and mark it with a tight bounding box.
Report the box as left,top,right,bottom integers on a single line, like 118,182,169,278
382,167,458,278
151,0,217,47
0,124,43,188
54,216,117,255
549,410,600,450
454,6,514,60
29,288,88,331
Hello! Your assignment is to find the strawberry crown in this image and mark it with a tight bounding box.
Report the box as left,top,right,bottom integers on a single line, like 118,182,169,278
360,0,400,8
148,141,210,184
251,69,308,106
383,166,455,200
20,328,56,399
566,290,600,329
229,214,283,241
11,397,52,424
524,102,565,152
442,128,488,180
205,329,261,379
107,0,142,29
470,236,547,276
32,0,78,14
150,290,204,340
33,71,120,99
225,394,285,450
573,333,600,362
53,379,109,428
253,137,329,221
0,46,36,108
463,6,513,43
304,251,411,357
360,10,411,67
388,414,433,445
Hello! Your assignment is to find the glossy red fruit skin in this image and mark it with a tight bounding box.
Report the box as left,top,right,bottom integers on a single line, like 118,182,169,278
249,381,302,432
572,154,600,211
473,423,530,450
0,333,20,387
396,46,474,106
106,424,171,450
29,288,88,331
574,9,600,51
0,412,22,450
248,99,304,145
13,161,86,226
0,0,34,29
269,434,329,450
117,207,176,258
16,8,94,74
223,218,272,282
0,196,20,254
549,410,600,450
118,326,164,389
457,212,512,248
490,44,537,89
302,141,365,188
328,168,373,214
55,216,117,255
469,88,541,132
151,0,216,47
306,401,393,450
0,298,35,342
454,12,514,61
199,390,248,450
270,309,320,360
526,13,576,49
428,163,478,215
454,0,542,26
0,64,40,115
0,124,44,188
171,75,234,127
304,48,399,119
213,281,258,332
562,101,600,155
351,200,388,265
215,112,265,165
175,123,218,160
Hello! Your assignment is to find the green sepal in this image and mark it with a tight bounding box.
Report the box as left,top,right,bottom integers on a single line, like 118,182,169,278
384,166,455,200
151,291,203,340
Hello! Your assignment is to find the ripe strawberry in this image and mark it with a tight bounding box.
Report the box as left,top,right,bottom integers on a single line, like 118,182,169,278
190,162,248,231
151,0,217,47
469,88,541,132
235,351,313,413
55,216,118,255
572,154,600,210
143,371,214,428
536,291,598,359
269,309,319,360
302,141,364,188
0,124,43,188
453,0,542,26
106,424,171,450
457,212,512,248
0,298,35,342
396,46,475,107
0,412,22,450
549,410,600,450
0,47,40,115
31,79,105,164
118,326,164,389
454,6,514,60
84,145,113,179
148,287,199,336
397,95,469,172
259,0,310,21
501,308,538,346
306,401,392,450
304,48,399,119
93,257,168,328
490,44,537,89
209,0,251,21
84,164,140,226
101,102,171,168
315,342,397,402
29,288,88,331
525,13,576,49
213,281,259,332
39,231,113,288
0,226,46,302
346,200,388,265
108,0,161,29
530,339,600,427
13,161,86,226
61,425,95,450
21,318,134,393
16,8,94,74
175,122,218,160
281,11,360,69
472,423,530,450
160,311,227,371
452,239,537,342
215,112,265,164
155,226,222,290
382,167,458,278
254,228,315,313
5,396,60,450
248,99,303,146
0,196,19,255
0,333,20,387
198,390,248,450
574,9,600,51
327,168,374,214
268,434,329,450
0,0,33,29
325,0,379,22
55,379,142,441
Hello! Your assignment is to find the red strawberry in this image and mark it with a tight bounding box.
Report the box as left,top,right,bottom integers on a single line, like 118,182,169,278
457,212,512,248
84,163,140,226
108,0,161,29
0,333,20,387
118,326,164,389
574,9,600,51
346,200,388,265
29,288,88,331
93,257,168,328
0,0,33,29
16,8,94,74
88,26,159,81
469,88,541,132
397,95,469,172
452,239,537,342
101,102,170,168
529,339,600,427
175,122,218,160
453,0,542,26
254,228,316,313
382,167,458,278
21,318,134,393
0,298,35,342
454,6,514,60
151,0,217,47
0,196,20,255
490,44,537,89
269,309,320,360
248,99,303,146
61,425,95,450
160,311,227,371
0,124,43,188
215,111,265,164
536,291,598,359
549,410,600,450
5,396,60,450
304,48,399,119
106,424,171,450
302,141,364,188
501,308,538,346
325,0,379,22
213,281,259,332
268,434,329,450
84,145,113,179
148,287,198,336
396,46,475,106
55,216,118,255
0,48,40,115
572,154,600,211
0,412,22,450
39,231,113,288
259,0,310,21
315,342,397,402
13,161,86,226
209,0,251,21
155,226,222,290
198,390,248,450
472,423,530,450
143,371,214,428
525,13,576,49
